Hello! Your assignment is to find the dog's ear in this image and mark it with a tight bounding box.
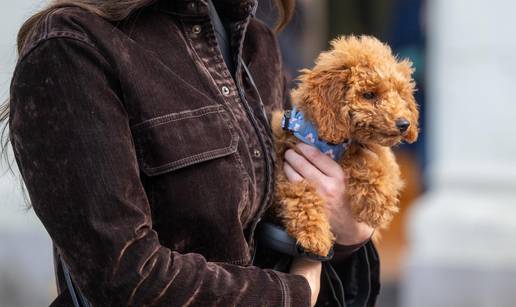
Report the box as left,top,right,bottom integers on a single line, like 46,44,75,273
396,58,419,143
291,68,353,143
404,94,419,143
398,59,415,79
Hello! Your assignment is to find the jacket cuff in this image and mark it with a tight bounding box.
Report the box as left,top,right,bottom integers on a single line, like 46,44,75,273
332,238,371,263
270,270,312,307
332,228,375,262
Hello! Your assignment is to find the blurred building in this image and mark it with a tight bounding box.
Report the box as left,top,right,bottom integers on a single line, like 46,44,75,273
402,0,516,306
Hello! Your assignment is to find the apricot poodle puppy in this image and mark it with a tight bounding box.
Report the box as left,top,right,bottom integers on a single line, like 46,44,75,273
272,35,419,256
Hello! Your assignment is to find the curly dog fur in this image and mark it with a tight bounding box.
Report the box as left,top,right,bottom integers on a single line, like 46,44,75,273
272,35,419,256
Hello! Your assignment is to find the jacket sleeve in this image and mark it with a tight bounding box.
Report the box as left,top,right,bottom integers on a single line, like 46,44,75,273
9,37,311,307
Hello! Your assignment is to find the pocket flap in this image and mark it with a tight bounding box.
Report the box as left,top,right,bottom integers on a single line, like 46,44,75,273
132,105,238,176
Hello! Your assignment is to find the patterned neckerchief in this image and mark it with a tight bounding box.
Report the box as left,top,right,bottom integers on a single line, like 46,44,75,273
281,107,350,161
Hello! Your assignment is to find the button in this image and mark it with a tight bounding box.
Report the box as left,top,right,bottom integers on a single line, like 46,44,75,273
221,86,230,96
253,149,261,158
192,25,202,34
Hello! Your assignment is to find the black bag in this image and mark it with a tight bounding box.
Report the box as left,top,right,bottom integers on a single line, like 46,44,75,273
253,222,348,307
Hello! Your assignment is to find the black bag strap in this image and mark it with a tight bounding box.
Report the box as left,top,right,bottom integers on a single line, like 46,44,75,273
207,0,270,129
207,0,235,76
240,59,270,128
60,256,91,307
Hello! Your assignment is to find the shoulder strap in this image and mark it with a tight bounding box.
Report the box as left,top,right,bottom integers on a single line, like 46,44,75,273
207,0,235,76
60,256,91,307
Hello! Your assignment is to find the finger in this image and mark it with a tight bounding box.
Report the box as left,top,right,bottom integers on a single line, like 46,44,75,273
284,148,326,185
295,142,343,178
284,161,303,182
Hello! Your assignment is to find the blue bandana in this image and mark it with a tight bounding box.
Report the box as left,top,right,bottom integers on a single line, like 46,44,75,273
281,107,349,161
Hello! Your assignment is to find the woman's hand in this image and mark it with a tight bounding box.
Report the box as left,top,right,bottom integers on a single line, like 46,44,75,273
289,257,321,307
283,143,374,245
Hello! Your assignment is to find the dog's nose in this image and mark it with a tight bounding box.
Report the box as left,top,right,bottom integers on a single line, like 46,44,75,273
395,118,410,132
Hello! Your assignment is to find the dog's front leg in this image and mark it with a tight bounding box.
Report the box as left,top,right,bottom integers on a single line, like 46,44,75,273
343,145,403,234
274,171,334,256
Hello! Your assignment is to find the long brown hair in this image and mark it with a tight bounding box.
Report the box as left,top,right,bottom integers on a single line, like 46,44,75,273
0,0,294,168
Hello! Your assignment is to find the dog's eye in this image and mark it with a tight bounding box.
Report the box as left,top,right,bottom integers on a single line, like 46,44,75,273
362,92,377,100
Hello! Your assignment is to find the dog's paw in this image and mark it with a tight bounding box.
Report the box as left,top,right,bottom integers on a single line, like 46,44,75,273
294,226,335,257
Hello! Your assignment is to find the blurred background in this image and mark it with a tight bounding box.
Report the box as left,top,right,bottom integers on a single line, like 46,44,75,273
1,0,515,306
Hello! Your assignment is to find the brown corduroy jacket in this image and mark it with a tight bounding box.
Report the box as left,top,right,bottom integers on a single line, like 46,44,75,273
9,1,379,306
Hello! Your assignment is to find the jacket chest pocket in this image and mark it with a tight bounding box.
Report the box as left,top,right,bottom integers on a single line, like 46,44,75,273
131,104,254,263
131,104,240,176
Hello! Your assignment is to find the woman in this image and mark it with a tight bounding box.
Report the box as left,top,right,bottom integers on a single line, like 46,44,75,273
3,0,379,306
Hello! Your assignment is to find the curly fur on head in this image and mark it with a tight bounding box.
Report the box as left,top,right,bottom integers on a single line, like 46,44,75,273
291,35,419,147
272,35,419,256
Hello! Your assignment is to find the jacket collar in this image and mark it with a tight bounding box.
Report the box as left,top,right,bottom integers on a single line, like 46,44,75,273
157,0,257,20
